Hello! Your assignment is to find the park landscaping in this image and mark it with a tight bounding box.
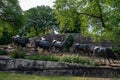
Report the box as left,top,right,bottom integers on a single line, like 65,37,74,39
0,0,120,79
0,48,120,78
0,48,98,66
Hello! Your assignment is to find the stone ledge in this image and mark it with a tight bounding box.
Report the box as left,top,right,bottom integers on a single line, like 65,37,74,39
0,58,120,78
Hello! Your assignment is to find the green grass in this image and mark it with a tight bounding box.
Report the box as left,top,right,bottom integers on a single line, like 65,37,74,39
0,49,8,55
25,54,98,66
25,54,59,61
0,72,118,80
59,55,98,66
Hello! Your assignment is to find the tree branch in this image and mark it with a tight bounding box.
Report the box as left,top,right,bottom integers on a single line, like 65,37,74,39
77,12,100,19
96,0,106,28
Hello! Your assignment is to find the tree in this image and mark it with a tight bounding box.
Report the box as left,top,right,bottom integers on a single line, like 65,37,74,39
0,0,24,35
24,6,57,36
54,0,120,38
0,27,12,45
53,0,81,33
0,0,24,44
53,0,120,53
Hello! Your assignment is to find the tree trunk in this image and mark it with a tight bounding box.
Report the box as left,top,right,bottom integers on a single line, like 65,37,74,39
34,26,39,36
97,0,106,28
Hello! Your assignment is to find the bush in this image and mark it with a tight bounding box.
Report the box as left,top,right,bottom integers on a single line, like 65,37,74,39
60,55,97,66
0,30,12,45
0,49,8,55
112,46,120,56
65,35,74,52
10,49,26,58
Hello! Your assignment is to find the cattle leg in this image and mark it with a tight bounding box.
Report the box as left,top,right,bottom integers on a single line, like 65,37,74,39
73,49,76,53
86,52,91,56
47,49,51,55
98,58,103,64
91,52,96,60
42,49,45,53
111,59,115,64
104,58,106,64
52,47,55,53
74,49,78,54
107,58,111,64
92,49,96,59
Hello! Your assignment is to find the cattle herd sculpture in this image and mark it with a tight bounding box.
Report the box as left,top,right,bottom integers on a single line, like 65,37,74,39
35,39,51,52
12,35,119,65
52,39,67,53
12,35,30,48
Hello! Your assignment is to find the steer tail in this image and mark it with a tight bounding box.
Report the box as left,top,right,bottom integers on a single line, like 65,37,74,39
92,48,96,59
115,54,120,64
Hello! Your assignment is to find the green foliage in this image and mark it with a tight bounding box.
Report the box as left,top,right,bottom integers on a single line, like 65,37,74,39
0,29,12,45
0,72,105,80
53,0,81,33
10,49,26,58
60,55,80,63
0,0,24,34
24,5,57,36
0,49,8,55
53,0,120,43
60,55,97,66
65,35,74,51
25,54,59,62
112,27,120,55
25,54,97,66
53,0,120,55
112,47,120,56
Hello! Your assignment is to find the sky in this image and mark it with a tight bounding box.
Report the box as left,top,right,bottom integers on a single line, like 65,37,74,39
18,0,55,11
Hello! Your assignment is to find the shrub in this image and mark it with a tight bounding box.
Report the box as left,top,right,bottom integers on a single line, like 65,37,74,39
65,35,74,52
0,30,12,45
0,49,8,55
10,49,26,58
60,55,97,66
59,55,72,63
112,46,120,56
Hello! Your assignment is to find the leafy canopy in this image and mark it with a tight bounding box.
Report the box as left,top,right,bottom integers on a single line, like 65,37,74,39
53,0,120,41
24,6,57,36
53,0,81,33
0,0,23,34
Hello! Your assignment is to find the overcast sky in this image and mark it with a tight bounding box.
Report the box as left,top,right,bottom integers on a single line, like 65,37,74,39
19,0,55,11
